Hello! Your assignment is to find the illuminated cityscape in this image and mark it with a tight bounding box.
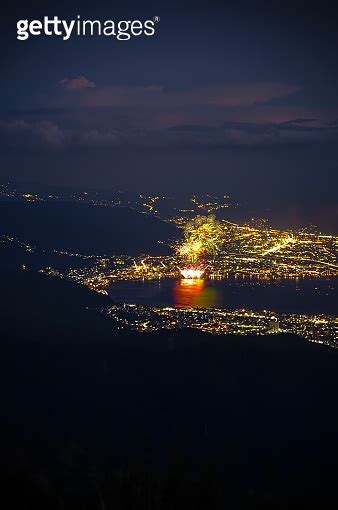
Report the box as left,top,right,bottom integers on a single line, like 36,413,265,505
61,212,337,287
105,301,337,347
1,185,336,347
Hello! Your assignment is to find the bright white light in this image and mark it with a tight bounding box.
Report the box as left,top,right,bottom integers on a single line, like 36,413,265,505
179,268,204,279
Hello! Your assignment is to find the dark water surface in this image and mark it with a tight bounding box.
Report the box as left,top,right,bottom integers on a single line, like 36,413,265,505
108,276,337,315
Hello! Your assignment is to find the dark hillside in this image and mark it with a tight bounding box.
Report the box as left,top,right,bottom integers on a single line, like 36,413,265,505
0,201,179,255
1,267,338,508
0,268,113,342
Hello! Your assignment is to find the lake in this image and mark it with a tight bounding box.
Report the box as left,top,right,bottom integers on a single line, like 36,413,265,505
108,276,337,315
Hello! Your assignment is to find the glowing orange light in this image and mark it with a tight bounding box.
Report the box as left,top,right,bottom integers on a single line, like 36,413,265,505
173,278,204,307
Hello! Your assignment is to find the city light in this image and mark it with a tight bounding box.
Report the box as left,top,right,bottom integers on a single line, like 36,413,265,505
2,185,336,347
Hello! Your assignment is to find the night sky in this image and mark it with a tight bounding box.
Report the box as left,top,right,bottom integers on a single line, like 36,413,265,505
1,0,338,208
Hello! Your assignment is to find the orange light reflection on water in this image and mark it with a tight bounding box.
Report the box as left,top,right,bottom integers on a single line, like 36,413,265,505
173,279,220,308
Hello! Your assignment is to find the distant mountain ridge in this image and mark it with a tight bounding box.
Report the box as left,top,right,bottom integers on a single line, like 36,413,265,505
0,201,179,256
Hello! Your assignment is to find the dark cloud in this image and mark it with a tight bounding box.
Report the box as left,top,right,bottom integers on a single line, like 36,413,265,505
0,119,122,149
7,80,331,151
281,118,317,125
48,81,337,134
160,121,338,147
72,82,299,109
0,119,64,149
1,116,337,151
59,76,96,90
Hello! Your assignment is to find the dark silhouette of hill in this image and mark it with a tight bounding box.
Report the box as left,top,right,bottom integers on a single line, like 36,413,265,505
1,267,338,508
0,201,179,255
0,268,114,342
0,239,92,271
